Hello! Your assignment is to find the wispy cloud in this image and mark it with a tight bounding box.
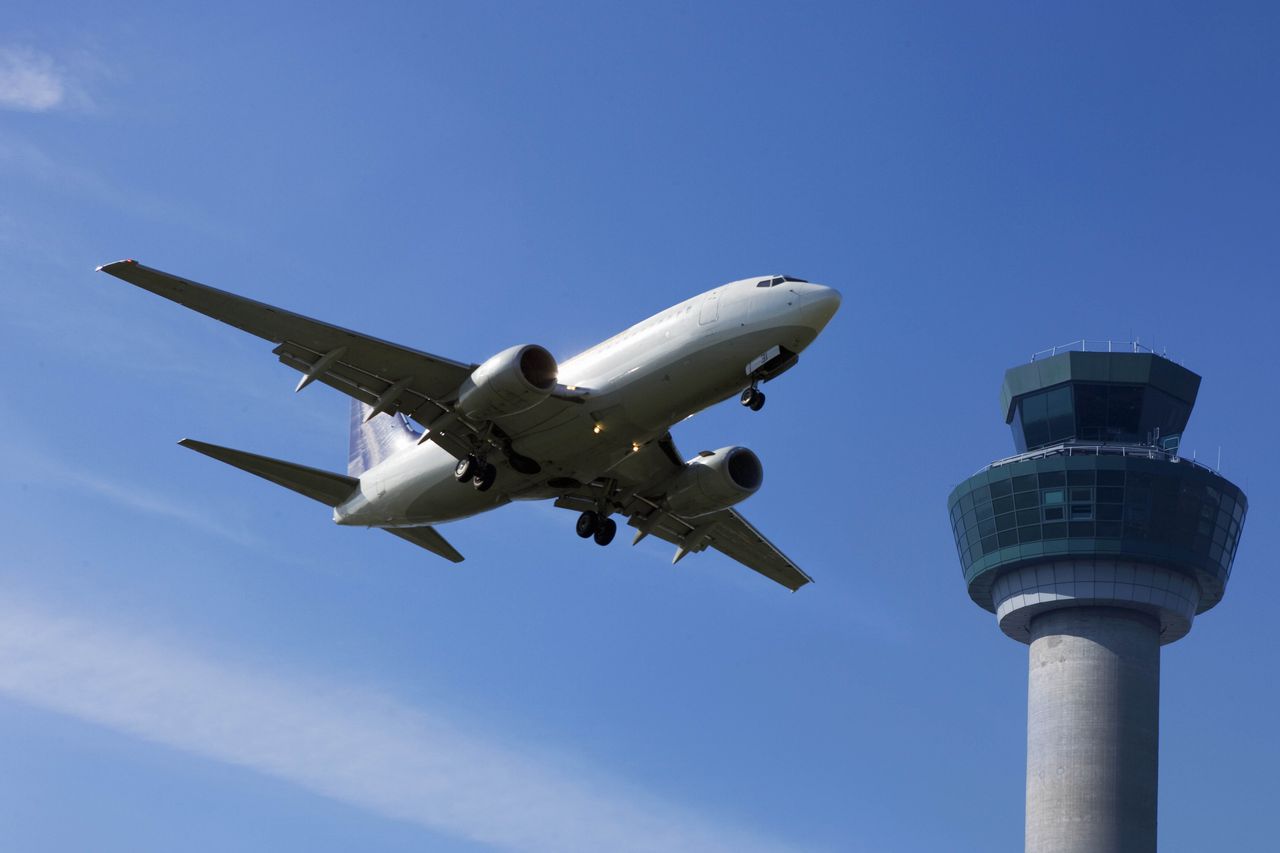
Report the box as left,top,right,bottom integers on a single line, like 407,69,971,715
0,598,802,853
0,133,227,234
0,418,266,550
0,46,83,112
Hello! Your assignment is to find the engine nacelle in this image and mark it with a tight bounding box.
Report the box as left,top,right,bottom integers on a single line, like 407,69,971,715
663,446,764,517
456,344,558,419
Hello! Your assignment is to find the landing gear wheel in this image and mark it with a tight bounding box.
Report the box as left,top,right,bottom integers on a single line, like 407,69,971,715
741,387,766,411
576,511,600,538
472,463,497,492
455,455,480,483
593,517,617,546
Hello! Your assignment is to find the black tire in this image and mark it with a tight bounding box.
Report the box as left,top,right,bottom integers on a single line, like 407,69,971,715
740,388,756,407
455,455,479,482
748,390,766,412
472,463,497,492
593,517,617,546
576,511,599,538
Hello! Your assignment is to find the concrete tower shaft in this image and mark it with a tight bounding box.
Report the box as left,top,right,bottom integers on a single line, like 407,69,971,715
947,346,1248,853
1026,608,1159,853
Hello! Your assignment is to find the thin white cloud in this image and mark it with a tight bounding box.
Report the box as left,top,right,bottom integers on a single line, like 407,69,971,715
0,133,224,233
0,46,76,112
0,433,264,549
0,599,802,853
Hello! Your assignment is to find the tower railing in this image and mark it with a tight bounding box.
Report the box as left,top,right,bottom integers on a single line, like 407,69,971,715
1029,340,1170,362
978,441,1218,475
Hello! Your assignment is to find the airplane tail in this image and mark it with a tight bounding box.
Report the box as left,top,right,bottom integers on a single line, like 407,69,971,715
348,399,421,477
179,439,358,506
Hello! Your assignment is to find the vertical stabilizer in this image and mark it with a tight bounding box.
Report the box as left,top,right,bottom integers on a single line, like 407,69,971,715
348,399,421,477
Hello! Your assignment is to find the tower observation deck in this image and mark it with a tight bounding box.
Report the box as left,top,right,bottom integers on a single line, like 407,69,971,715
946,348,1248,853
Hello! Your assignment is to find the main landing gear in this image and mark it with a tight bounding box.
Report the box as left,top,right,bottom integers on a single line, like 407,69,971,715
454,454,497,492
576,510,617,546
740,385,766,412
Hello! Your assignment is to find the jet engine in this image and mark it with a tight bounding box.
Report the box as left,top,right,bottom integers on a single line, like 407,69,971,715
662,446,764,517
456,344,558,419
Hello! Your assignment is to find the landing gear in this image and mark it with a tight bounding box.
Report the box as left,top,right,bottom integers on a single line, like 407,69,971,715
454,454,480,482
456,454,497,491
576,510,600,538
576,511,616,546
472,463,497,492
593,517,617,546
740,386,766,412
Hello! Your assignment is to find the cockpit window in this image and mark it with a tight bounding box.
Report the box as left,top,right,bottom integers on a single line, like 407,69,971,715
757,275,807,287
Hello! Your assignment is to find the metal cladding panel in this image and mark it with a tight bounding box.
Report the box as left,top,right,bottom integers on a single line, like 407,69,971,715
947,453,1247,615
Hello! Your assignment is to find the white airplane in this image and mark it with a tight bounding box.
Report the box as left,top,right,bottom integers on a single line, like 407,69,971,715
99,261,841,590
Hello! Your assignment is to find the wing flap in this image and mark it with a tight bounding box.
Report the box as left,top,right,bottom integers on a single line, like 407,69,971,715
621,508,810,590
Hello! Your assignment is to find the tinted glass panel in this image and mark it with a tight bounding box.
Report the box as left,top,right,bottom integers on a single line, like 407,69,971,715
1097,486,1124,503
1046,386,1074,440
1015,392,1050,450
1108,386,1143,440
1075,384,1108,439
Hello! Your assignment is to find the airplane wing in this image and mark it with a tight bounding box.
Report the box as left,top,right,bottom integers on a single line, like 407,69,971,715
554,435,812,591
99,260,477,441
628,506,811,591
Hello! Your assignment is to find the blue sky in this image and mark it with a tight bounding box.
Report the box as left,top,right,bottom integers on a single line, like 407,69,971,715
1,2,1276,850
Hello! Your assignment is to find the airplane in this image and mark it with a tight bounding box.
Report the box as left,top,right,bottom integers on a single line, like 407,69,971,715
98,261,841,590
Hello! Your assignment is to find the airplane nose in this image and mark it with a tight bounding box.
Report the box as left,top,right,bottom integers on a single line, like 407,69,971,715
799,283,842,330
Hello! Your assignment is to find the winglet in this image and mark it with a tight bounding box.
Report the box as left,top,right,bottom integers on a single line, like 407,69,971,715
96,258,138,273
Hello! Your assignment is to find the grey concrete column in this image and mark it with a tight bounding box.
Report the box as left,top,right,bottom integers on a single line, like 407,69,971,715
1025,607,1160,853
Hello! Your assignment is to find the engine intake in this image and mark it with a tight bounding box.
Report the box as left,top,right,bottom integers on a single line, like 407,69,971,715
663,446,763,517
456,344,558,419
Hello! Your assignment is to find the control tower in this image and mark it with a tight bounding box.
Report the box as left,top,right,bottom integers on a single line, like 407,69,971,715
946,344,1248,853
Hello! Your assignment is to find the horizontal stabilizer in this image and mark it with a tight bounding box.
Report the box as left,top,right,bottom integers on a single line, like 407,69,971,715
383,526,465,563
179,439,358,507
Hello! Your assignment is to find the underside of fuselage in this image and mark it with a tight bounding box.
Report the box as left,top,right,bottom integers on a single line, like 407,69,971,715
334,303,830,529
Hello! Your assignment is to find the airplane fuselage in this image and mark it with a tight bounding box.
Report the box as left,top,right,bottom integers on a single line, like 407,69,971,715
333,276,840,528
